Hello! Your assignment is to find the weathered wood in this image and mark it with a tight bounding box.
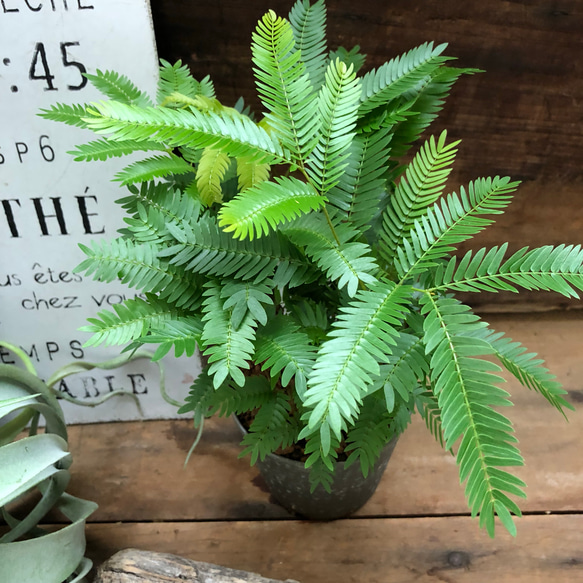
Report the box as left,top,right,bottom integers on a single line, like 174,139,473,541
85,516,583,582
66,313,583,522
148,0,583,310
95,548,298,583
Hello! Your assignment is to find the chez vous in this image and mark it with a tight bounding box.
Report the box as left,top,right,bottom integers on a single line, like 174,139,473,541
0,0,93,12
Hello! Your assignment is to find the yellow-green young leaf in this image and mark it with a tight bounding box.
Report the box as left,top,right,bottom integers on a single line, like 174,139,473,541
196,147,231,206
237,155,271,192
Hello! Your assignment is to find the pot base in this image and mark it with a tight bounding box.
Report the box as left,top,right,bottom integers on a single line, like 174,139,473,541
235,416,398,520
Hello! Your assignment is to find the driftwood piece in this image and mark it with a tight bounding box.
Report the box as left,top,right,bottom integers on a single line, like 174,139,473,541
95,548,299,583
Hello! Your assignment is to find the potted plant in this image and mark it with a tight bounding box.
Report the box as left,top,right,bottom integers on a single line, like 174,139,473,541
41,0,579,536
0,341,160,582
0,342,97,583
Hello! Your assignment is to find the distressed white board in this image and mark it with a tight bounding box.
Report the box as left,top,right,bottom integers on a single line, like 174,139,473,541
0,0,200,422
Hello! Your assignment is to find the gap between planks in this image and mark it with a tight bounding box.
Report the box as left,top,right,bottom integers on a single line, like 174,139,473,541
84,515,583,583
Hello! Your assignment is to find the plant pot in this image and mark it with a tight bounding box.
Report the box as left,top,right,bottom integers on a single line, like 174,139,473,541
234,415,398,520
0,494,97,583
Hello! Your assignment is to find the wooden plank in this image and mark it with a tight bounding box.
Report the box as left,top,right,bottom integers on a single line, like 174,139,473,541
67,313,583,521
85,516,583,582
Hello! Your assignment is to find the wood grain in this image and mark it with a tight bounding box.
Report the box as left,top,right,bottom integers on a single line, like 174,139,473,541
67,313,583,522
85,516,583,583
148,0,583,310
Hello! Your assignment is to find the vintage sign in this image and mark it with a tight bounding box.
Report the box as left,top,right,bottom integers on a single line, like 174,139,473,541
0,0,200,422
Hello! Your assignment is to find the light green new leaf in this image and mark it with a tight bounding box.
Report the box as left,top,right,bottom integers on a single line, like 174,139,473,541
82,100,287,165
196,147,231,205
85,69,154,107
252,8,320,164
306,58,362,195
380,130,460,261
218,176,325,240
115,153,194,185
237,155,271,192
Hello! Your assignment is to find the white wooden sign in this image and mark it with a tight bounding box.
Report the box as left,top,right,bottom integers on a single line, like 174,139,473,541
0,0,200,422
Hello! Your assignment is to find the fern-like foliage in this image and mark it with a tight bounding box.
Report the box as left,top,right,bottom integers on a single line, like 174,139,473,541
306,58,361,196
255,316,317,396
288,298,329,344
75,238,203,310
380,130,459,262
288,0,328,90
158,214,312,287
282,213,379,296
358,42,451,116
120,184,201,245
299,280,412,456
252,9,320,165
68,138,166,162
135,317,203,361
373,332,429,412
46,0,579,538
386,66,479,159
470,327,573,415
38,102,91,128
83,100,286,165
201,282,256,388
85,69,154,107
80,295,179,347
394,176,520,279
345,126,393,230
196,147,231,205
420,294,526,537
239,391,298,463
157,59,215,104
221,280,274,329
179,370,273,427
237,155,271,192
218,176,326,240
344,394,399,477
329,45,367,75
417,389,446,449
431,244,583,298
114,153,194,185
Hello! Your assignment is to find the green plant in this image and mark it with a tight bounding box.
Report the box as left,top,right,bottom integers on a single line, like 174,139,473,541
0,343,97,583
0,342,161,582
40,0,579,537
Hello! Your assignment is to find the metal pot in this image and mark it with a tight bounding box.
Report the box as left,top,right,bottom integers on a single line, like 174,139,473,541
234,415,398,520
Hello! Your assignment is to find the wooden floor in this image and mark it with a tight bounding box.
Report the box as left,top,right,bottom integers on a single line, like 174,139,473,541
67,313,583,582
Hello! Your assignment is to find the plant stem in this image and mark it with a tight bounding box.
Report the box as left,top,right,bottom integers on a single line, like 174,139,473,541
298,166,342,246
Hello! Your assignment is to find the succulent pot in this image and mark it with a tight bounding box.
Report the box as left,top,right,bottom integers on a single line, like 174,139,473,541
0,494,97,583
234,415,398,520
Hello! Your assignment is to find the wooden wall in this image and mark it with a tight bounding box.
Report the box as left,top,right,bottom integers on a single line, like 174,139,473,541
149,1,583,310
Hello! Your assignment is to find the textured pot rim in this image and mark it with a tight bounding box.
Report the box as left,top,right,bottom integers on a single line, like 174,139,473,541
232,413,399,470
